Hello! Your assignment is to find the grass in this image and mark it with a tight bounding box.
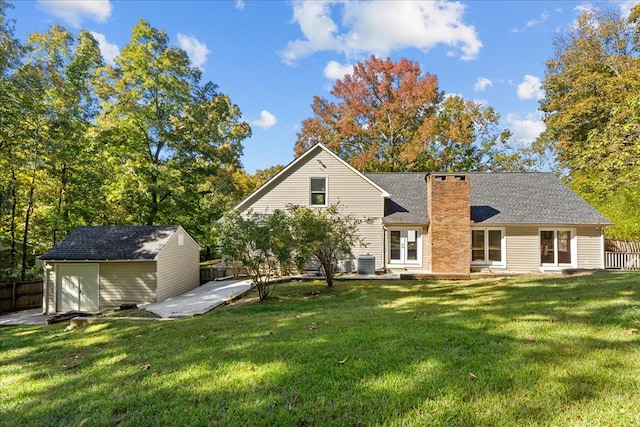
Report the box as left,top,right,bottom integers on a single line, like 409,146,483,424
1,271,639,426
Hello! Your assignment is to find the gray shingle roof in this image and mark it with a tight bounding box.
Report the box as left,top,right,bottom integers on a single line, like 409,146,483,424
469,173,611,224
365,173,429,224
40,225,180,261
365,172,611,225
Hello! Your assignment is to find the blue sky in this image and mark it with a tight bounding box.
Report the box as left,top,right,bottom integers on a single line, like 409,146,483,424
7,0,637,173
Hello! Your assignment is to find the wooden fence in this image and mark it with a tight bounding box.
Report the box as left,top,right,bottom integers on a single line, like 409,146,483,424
605,240,640,271
0,280,43,313
200,261,247,284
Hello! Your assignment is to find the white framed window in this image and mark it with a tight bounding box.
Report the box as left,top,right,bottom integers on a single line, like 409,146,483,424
178,234,184,246
310,177,327,206
471,227,505,266
540,228,576,268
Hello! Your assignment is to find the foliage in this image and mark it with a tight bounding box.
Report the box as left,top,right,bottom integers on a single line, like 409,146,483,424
218,210,293,301
95,19,251,237
537,5,640,238
295,55,527,172
288,203,368,287
219,203,368,292
0,8,252,278
1,273,639,426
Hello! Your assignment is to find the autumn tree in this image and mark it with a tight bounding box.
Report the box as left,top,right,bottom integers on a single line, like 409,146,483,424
537,5,640,238
295,55,516,172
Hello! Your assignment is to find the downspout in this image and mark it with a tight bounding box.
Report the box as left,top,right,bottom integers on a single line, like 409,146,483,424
382,225,387,272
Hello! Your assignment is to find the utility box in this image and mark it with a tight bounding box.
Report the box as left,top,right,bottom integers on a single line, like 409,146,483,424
357,255,375,275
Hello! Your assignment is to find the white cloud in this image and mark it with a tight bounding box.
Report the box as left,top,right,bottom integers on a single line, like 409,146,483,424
324,60,354,79
177,34,211,70
474,77,492,92
281,0,482,65
37,0,112,28
252,110,277,129
526,11,550,28
517,75,544,100
235,0,245,11
90,32,119,65
506,113,546,146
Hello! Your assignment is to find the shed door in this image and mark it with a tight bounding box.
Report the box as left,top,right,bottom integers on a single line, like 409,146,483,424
57,264,99,312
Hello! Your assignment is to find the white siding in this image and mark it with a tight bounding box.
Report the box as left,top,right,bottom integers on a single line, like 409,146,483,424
240,149,386,269
577,226,605,269
99,262,157,307
156,227,200,301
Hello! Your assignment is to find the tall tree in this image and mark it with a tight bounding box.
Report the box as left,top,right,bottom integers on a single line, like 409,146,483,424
295,55,516,172
537,6,640,238
5,24,105,279
96,20,250,244
0,0,23,277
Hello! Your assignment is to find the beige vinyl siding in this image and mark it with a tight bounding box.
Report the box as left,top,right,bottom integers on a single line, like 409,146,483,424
156,228,200,301
504,226,540,272
99,262,157,307
241,149,386,269
503,225,604,272
577,226,605,269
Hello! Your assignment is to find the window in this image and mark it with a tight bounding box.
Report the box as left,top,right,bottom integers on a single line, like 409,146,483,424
540,229,575,267
178,234,184,246
310,177,327,206
471,228,505,266
388,228,422,266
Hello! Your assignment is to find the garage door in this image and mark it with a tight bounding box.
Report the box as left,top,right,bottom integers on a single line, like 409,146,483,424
57,264,99,312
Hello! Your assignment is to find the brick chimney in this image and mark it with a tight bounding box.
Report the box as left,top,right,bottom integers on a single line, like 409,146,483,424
426,173,471,275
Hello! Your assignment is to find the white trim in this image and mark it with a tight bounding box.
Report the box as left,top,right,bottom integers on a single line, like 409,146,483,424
387,227,422,267
471,227,506,267
539,228,577,269
309,176,328,207
234,143,390,211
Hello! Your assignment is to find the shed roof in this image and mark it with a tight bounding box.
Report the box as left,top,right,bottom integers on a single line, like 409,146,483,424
366,172,611,225
40,225,181,261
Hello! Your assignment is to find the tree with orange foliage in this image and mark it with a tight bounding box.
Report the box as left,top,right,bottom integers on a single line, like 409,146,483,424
295,55,518,172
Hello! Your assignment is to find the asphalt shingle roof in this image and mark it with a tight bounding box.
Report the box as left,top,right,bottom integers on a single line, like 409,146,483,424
40,225,179,261
365,173,429,224
365,172,611,225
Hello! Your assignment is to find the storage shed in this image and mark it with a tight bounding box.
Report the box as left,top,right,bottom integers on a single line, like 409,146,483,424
40,225,200,314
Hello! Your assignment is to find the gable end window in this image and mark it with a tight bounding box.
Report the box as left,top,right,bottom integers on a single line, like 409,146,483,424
310,177,327,206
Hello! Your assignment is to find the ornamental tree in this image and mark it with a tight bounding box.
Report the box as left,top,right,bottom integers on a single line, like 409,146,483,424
288,203,369,287
218,209,292,301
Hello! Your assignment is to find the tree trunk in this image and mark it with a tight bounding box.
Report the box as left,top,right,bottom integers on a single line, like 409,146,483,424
21,171,36,281
53,163,67,245
9,168,17,270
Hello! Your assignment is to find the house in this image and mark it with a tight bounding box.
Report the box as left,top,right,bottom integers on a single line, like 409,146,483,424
235,143,611,276
40,225,200,314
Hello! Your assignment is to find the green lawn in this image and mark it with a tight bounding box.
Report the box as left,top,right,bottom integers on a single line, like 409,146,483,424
1,272,639,426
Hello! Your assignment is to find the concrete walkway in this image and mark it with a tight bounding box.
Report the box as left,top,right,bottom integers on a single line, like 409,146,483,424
142,279,252,318
0,309,48,326
0,279,253,326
